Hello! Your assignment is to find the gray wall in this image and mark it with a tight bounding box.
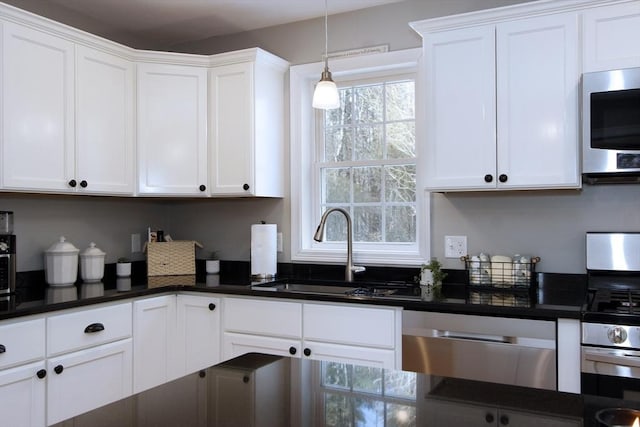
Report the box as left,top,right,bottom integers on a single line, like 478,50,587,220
5,0,639,275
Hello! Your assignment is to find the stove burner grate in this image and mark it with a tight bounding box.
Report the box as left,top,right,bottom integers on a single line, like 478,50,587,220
593,289,640,314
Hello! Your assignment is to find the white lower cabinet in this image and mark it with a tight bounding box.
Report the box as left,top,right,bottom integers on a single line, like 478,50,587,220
222,297,401,369
0,360,46,427
133,294,221,394
176,294,221,375
133,295,178,393
46,339,132,426
45,302,133,426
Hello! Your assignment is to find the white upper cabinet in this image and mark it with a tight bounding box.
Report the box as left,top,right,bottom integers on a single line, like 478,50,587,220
209,49,288,197
76,45,134,194
583,1,640,72
415,7,580,191
1,21,75,192
137,62,208,196
496,13,580,190
1,21,135,195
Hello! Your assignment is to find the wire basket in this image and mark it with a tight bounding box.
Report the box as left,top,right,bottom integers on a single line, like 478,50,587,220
468,290,531,308
463,255,539,289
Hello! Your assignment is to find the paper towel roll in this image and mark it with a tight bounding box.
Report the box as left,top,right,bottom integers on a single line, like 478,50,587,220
251,224,277,278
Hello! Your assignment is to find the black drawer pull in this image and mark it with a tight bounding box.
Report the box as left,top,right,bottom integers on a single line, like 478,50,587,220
243,183,250,191
199,370,206,378
0,344,5,354
500,414,509,425
54,365,63,374
484,174,493,183
84,323,105,333
199,184,206,192
498,174,508,183
68,179,77,188
303,348,311,357
243,375,250,383
80,180,88,188
208,303,216,311
37,369,47,379
289,346,297,355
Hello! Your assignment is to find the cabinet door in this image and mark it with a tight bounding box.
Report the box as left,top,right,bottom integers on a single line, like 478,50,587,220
76,45,134,194
132,295,178,393
176,294,221,375
583,2,640,72
209,62,255,196
0,317,45,370
496,13,580,189
47,339,132,425
1,22,75,192
0,360,46,427
222,332,300,361
223,297,302,339
423,26,496,190
137,63,208,195
302,340,396,369
208,367,255,427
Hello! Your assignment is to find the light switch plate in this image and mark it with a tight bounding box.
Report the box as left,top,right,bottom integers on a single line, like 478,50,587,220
445,235,467,258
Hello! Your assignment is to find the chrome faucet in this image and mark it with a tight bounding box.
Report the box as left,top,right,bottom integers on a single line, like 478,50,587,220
313,208,365,282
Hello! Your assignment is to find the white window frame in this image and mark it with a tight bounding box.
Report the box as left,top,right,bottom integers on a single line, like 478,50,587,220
290,48,428,266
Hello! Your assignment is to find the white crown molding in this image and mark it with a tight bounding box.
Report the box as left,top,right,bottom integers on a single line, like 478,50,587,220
410,0,638,34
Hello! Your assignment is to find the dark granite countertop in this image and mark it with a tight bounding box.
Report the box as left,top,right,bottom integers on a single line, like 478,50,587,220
58,352,638,427
2,262,586,321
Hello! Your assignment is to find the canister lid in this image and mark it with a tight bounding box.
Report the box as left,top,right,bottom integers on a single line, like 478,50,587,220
80,242,106,258
46,236,79,254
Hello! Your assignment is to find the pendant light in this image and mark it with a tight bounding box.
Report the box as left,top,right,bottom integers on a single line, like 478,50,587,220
312,0,340,109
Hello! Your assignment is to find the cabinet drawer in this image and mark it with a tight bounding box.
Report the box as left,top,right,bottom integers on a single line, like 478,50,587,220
47,302,132,356
304,303,399,349
224,297,302,339
0,318,45,369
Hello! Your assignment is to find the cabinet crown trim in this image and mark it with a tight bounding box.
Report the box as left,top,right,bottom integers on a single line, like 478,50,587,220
410,0,635,34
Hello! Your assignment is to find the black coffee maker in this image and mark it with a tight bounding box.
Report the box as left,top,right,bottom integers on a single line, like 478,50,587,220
0,211,16,296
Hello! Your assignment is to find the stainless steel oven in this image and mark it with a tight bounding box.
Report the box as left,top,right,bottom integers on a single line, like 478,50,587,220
582,232,640,400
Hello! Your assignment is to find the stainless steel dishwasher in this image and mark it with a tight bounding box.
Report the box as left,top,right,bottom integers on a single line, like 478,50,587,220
402,311,557,390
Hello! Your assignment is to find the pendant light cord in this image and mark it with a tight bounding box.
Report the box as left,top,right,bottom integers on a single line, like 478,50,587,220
323,0,328,67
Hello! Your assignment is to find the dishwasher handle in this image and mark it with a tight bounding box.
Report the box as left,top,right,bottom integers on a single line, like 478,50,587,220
437,330,511,344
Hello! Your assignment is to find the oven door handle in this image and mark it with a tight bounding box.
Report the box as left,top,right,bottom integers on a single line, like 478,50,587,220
583,348,640,368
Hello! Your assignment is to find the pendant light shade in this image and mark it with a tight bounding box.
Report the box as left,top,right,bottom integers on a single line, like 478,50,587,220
313,0,340,110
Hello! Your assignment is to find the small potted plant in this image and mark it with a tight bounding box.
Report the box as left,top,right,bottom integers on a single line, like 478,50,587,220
204,251,220,274
419,258,447,300
116,257,132,277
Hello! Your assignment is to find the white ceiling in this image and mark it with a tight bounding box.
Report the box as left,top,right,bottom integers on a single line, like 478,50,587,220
3,0,404,48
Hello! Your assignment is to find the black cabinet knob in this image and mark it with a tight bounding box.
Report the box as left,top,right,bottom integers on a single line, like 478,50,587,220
243,375,250,383
0,344,5,354
242,183,250,191
500,414,509,425
68,179,77,188
498,174,508,183
208,303,216,311
199,184,206,192
485,413,494,423
199,370,206,378
54,365,64,375
484,174,493,183
289,346,297,355
303,348,311,357
84,323,105,333
37,369,47,379
80,180,88,188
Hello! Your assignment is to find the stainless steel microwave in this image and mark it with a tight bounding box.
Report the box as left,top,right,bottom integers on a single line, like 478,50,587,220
582,67,640,183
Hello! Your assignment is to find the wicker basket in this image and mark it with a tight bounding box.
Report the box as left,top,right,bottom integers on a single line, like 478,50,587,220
146,241,199,276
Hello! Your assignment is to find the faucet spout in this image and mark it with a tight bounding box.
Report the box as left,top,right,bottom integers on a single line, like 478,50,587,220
313,208,365,282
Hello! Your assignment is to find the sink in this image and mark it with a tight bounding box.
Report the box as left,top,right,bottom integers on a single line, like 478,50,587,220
251,282,359,295
250,280,418,298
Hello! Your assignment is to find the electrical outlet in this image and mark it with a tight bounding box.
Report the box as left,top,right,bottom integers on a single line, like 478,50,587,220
445,235,467,258
131,233,141,253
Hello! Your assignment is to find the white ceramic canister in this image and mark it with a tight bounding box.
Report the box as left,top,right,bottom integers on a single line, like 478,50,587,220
45,236,80,287
79,242,106,283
